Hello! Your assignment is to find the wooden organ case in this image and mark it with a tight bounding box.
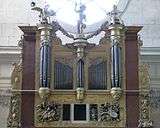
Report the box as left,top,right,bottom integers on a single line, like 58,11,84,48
7,5,153,128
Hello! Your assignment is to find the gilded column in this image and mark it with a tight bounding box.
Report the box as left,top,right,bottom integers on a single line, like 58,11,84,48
74,36,87,101
109,6,125,101
39,24,52,88
31,3,55,99
38,21,53,99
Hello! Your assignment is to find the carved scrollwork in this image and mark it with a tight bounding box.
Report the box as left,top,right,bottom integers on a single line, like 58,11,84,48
11,63,22,89
89,104,98,121
139,64,150,88
138,64,153,127
7,94,21,128
36,101,61,123
99,102,120,122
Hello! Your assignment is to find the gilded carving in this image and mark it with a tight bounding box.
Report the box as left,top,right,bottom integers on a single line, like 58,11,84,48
89,105,98,121
7,93,21,128
99,102,120,122
38,87,50,99
7,61,22,128
110,87,122,102
36,101,61,123
138,64,153,127
76,87,85,101
11,63,22,90
139,64,150,88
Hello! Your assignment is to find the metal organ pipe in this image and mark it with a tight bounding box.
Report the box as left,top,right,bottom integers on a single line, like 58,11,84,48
39,25,52,88
77,59,84,87
111,39,122,88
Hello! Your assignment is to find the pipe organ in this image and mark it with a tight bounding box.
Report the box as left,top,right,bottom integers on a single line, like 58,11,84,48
7,4,152,128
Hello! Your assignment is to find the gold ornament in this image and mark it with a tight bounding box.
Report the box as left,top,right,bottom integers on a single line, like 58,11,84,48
38,87,50,99
76,87,85,101
110,87,122,101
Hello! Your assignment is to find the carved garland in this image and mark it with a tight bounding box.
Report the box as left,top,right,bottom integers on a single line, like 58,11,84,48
35,101,121,123
99,102,120,122
138,64,152,128
7,61,22,128
7,93,21,128
36,101,61,123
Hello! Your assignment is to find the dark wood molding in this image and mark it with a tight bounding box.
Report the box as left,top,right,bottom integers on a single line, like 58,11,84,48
21,30,36,127
125,26,142,128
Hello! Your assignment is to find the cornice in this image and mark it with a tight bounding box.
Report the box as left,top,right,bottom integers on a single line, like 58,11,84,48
125,26,143,34
0,46,21,63
140,47,160,56
18,26,38,33
0,46,21,55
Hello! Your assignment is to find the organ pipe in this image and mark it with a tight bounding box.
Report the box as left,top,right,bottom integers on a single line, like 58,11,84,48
39,25,52,88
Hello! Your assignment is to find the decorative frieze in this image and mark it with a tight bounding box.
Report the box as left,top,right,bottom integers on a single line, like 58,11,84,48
99,102,120,122
36,101,61,123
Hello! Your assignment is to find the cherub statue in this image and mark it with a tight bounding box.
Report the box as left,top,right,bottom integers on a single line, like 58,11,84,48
31,1,56,24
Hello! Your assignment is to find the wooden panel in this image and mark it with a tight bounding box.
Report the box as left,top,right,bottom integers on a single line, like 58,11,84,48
20,26,36,128
125,26,142,128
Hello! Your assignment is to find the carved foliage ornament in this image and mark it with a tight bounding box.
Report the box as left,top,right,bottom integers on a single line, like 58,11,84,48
139,64,150,88
36,101,61,123
138,64,152,127
11,63,22,89
7,94,21,128
99,102,120,122
138,93,153,128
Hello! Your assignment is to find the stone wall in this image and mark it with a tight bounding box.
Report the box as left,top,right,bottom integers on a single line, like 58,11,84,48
0,0,39,46
0,89,11,128
120,0,160,47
